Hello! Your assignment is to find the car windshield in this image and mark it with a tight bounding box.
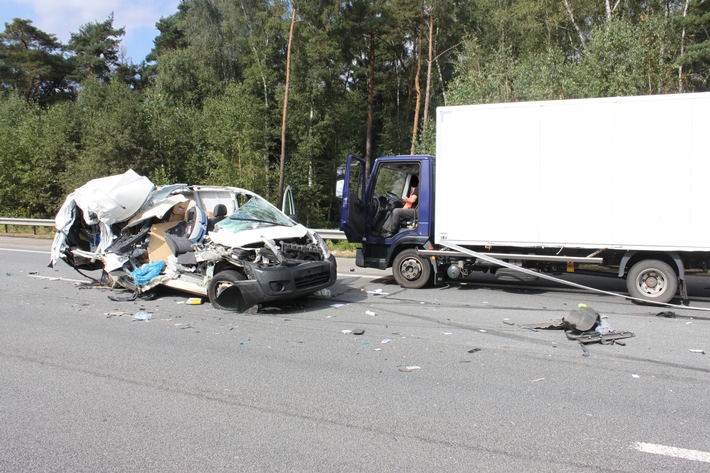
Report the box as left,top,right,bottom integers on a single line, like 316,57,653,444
214,195,294,233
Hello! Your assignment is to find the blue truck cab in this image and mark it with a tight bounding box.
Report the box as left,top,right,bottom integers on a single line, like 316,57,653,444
338,153,435,287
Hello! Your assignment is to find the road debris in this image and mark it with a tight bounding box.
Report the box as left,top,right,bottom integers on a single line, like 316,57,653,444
398,365,421,372
353,328,365,335
366,289,389,295
656,311,677,318
531,378,545,383
467,348,482,354
689,349,706,354
523,306,634,353
365,310,378,316
105,311,126,318
186,297,203,305
133,310,153,321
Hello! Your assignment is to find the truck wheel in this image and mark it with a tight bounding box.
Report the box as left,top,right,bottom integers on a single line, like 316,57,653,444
393,249,431,289
208,270,246,311
626,259,678,303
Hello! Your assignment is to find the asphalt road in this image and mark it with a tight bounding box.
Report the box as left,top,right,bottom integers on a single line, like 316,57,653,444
1,236,709,472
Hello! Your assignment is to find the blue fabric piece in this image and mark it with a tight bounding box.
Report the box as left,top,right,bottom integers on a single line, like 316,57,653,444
130,261,166,286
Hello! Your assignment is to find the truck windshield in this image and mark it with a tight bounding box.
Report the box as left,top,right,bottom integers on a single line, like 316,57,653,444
215,196,294,232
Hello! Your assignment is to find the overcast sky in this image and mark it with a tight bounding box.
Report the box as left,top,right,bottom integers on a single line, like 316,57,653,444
0,0,181,63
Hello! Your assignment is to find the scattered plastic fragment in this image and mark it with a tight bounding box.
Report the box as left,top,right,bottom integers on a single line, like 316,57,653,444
632,374,640,378
186,297,203,305
502,319,515,326
105,311,126,318
479,329,487,333
689,349,706,354
595,316,612,334
365,310,377,316
361,341,369,345
341,330,352,334
313,288,332,299
398,365,421,372
133,310,153,321
330,303,345,308
381,338,392,344
353,329,365,335
442,332,452,335
467,348,482,354
531,378,545,382
366,289,389,295
656,311,677,318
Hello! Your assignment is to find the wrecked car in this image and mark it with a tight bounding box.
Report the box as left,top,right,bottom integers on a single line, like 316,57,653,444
50,169,337,311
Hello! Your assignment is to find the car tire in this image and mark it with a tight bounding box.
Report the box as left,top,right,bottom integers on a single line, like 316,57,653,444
208,270,247,311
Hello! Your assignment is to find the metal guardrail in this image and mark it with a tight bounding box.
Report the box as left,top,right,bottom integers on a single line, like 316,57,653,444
311,229,346,240
0,217,347,240
0,217,55,234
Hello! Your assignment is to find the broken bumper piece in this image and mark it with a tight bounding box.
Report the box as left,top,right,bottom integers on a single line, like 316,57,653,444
236,256,338,309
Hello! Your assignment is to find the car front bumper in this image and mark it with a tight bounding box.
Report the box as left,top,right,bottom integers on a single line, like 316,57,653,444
237,255,337,308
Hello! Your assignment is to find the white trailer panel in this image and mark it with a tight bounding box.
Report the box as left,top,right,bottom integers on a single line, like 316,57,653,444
435,93,710,251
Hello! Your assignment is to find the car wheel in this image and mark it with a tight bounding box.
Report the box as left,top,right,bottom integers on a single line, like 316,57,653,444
208,270,247,311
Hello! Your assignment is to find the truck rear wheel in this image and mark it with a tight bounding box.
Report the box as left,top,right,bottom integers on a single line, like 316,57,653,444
208,270,247,311
392,249,431,289
626,259,678,304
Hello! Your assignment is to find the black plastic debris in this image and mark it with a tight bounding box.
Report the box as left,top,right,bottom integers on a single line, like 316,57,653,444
524,306,635,350
656,311,677,318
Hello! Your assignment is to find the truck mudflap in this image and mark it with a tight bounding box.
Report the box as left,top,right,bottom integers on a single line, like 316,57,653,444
212,256,337,311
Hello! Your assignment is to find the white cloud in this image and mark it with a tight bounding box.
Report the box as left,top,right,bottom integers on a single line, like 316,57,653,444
2,0,180,61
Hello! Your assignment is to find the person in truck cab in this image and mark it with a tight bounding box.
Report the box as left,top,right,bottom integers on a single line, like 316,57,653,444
383,174,418,237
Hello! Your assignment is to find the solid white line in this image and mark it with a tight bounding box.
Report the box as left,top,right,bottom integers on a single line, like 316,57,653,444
337,272,382,280
0,248,49,255
28,275,87,284
634,442,710,463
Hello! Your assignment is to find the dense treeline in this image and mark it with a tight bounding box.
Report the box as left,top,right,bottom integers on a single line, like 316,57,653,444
1,0,708,226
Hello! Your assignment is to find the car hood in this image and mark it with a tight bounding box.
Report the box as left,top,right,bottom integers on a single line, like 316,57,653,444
207,223,310,248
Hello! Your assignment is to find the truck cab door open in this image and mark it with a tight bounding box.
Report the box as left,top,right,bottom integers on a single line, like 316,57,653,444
338,153,366,242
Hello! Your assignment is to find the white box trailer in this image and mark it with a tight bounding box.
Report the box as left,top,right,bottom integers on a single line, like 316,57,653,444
339,93,710,303
435,93,710,250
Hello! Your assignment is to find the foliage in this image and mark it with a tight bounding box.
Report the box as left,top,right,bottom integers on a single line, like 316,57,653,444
66,14,126,83
0,0,706,225
0,19,72,104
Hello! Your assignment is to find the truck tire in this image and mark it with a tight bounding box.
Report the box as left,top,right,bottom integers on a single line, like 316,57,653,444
393,249,431,289
208,270,246,311
626,259,678,303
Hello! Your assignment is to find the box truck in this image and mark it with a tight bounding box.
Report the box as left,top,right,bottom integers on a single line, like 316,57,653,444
337,92,710,304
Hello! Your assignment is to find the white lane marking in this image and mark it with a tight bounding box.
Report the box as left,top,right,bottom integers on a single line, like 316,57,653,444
0,248,50,255
337,273,383,280
634,442,710,463
28,275,87,284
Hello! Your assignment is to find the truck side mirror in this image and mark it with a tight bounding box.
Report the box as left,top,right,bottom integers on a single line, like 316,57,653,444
335,179,344,199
